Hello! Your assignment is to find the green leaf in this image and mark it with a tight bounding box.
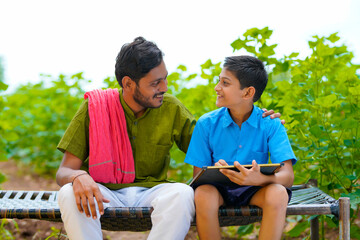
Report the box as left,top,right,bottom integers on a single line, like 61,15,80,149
327,182,342,190
0,151,7,161
344,175,356,181
316,42,336,57
201,59,213,69
350,225,360,239
343,139,354,147
289,52,299,58
244,27,261,38
231,38,246,51
4,131,19,142
167,72,180,82
287,221,309,237
244,45,256,54
260,27,273,40
0,81,8,91
185,74,197,81
259,44,277,57
327,32,340,43
341,189,360,209
0,172,6,184
309,125,324,138
237,224,254,236
314,94,338,107
349,85,360,95
308,40,317,49
177,65,187,71
340,118,358,129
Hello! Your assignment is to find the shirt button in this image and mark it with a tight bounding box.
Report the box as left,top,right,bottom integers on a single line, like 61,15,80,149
239,145,242,148
134,121,138,125
132,136,136,140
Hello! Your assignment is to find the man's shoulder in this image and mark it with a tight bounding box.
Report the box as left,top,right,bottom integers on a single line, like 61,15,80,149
163,93,183,106
162,93,189,112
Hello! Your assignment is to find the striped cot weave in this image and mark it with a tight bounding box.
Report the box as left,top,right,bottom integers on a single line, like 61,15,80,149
0,180,350,239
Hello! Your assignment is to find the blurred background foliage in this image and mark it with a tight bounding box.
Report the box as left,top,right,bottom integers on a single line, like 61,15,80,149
0,27,359,239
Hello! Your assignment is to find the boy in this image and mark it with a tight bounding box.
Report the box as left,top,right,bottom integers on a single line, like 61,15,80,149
184,55,297,240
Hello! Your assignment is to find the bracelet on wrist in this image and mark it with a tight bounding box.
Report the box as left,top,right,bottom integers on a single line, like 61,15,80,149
71,172,88,185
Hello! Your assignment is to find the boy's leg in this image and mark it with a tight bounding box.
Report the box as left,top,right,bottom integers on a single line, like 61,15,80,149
249,184,289,240
135,183,195,240
194,184,224,240
58,183,125,240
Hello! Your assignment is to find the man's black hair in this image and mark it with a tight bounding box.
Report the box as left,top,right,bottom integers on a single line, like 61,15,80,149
223,55,268,102
115,37,164,87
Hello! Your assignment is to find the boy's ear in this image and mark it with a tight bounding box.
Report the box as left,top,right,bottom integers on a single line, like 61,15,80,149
244,87,256,100
122,76,135,90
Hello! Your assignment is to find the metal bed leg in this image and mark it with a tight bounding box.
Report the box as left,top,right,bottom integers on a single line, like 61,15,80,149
339,197,350,240
310,216,319,240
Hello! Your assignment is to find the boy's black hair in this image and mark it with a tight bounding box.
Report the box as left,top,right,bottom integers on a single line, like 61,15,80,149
223,55,268,102
115,37,164,87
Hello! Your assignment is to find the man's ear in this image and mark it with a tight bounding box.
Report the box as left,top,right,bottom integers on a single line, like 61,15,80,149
244,87,256,100
122,76,135,90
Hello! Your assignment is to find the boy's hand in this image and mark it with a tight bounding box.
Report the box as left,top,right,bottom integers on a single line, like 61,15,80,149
220,160,263,186
262,108,285,125
215,159,229,166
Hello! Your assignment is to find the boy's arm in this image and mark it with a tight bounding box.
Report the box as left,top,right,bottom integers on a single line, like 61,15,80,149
193,166,202,178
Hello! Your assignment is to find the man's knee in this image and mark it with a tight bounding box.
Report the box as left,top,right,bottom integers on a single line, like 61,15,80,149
58,183,76,207
172,183,194,202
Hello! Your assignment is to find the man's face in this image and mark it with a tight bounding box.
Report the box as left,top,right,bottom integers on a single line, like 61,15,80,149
214,67,248,109
133,60,168,109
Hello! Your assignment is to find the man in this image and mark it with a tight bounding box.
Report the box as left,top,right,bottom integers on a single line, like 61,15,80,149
56,37,280,240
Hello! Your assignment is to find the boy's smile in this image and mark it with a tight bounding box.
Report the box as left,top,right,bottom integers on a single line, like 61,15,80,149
215,68,246,109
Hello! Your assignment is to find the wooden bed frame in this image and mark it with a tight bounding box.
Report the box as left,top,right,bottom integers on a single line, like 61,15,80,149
0,179,350,239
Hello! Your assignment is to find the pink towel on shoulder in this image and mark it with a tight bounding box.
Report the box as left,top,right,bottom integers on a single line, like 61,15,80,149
84,89,135,184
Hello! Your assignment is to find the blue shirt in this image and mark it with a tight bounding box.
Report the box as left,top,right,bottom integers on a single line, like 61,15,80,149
184,106,297,168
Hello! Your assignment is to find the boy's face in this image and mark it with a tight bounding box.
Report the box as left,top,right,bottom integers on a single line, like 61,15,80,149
132,60,168,108
215,67,249,108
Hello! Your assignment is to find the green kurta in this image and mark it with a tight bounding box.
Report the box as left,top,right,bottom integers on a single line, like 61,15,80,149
57,89,196,189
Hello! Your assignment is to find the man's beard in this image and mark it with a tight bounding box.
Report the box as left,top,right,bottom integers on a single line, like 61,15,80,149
133,86,164,109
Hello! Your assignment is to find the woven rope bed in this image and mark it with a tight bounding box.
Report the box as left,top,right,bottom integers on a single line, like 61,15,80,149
0,180,350,240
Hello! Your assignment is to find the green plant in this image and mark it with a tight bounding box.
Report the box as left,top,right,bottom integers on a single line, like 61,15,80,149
0,56,8,186
0,219,18,240
2,73,90,175
44,227,68,240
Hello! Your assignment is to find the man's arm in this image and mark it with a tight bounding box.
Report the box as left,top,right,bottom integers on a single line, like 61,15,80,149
56,151,109,219
262,109,284,124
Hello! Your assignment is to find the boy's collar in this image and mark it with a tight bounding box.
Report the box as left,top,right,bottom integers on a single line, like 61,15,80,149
222,106,259,128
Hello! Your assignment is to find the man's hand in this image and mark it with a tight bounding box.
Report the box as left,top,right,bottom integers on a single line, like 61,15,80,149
219,160,263,186
262,109,285,124
72,172,110,219
56,151,110,219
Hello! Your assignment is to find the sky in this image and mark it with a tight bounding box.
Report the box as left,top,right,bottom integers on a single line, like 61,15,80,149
1,0,360,93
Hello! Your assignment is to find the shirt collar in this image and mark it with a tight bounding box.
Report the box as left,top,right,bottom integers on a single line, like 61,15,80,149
222,108,234,128
222,105,260,128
